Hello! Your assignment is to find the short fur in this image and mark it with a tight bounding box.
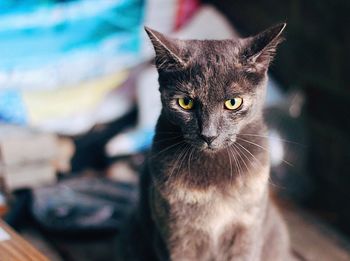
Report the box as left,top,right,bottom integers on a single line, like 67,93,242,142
117,23,295,261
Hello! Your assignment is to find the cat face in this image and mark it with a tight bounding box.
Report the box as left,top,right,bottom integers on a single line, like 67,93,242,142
146,23,285,151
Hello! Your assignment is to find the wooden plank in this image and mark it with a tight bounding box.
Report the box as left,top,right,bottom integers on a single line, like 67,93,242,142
0,220,49,261
281,206,350,261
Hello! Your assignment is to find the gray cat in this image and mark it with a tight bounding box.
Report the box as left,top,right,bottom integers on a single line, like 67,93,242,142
117,23,296,261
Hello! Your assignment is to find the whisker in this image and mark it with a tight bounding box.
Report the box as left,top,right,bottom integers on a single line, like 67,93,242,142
168,143,188,179
237,133,305,147
267,177,287,190
229,147,239,179
236,137,294,167
232,144,249,173
233,143,253,173
226,148,233,182
236,142,286,189
229,146,242,180
236,137,269,151
176,145,192,178
188,147,195,176
151,140,185,158
235,141,262,167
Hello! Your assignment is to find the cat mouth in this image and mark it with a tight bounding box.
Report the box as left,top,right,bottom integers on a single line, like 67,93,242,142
184,139,217,151
200,139,237,153
205,147,220,153
183,137,227,152
200,142,223,152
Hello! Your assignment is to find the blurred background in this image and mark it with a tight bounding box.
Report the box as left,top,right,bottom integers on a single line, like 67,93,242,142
0,0,349,260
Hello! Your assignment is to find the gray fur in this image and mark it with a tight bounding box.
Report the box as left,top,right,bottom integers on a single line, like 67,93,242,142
117,23,295,261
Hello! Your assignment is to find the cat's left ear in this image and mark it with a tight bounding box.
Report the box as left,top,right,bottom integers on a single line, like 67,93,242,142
241,23,286,71
144,27,188,71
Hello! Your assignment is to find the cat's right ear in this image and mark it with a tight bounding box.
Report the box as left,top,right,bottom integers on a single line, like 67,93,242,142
241,23,286,72
144,27,187,71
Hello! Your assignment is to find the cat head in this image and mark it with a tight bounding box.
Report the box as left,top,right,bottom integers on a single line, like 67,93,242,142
146,23,286,151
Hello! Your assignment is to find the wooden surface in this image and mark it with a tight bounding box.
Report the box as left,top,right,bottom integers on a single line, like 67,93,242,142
0,220,48,261
282,206,350,261
4,204,350,261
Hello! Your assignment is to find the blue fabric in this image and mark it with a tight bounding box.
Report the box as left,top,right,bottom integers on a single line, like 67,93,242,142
0,89,27,124
0,0,145,124
0,0,144,70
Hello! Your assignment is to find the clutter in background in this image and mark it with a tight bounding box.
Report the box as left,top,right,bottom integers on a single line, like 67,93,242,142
0,125,56,191
0,0,143,90
266,90,311,203
0,125,76,191
0,0,199,135
0,0,144,134
32,175,138,234
0,192,7,217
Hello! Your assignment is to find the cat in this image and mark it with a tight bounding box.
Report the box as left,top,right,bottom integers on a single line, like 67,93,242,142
117,23,296,261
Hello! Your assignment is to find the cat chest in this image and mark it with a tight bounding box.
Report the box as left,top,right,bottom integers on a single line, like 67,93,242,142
208,200,259,243
169,188,257,249
205,201,239,248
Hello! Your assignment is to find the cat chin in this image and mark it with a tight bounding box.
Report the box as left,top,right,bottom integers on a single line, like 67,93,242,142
205,145,233,154
183,138,234,153
203,147,222,154
197,143,231,154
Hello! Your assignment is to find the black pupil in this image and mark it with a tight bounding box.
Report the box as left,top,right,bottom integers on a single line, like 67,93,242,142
230,99,235,106
184,98,191,105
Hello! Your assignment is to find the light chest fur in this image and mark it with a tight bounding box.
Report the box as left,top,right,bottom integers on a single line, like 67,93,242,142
157,163,270,256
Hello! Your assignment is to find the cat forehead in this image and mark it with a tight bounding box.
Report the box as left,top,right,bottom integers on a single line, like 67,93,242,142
183,39,242,63
180,42,248,88
179,72,250,99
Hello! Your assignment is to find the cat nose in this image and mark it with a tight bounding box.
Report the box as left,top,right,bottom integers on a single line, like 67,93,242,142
200,134,218,145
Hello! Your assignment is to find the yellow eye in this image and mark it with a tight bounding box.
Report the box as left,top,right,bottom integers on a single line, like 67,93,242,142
178,97,194,110
224,98,243,110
